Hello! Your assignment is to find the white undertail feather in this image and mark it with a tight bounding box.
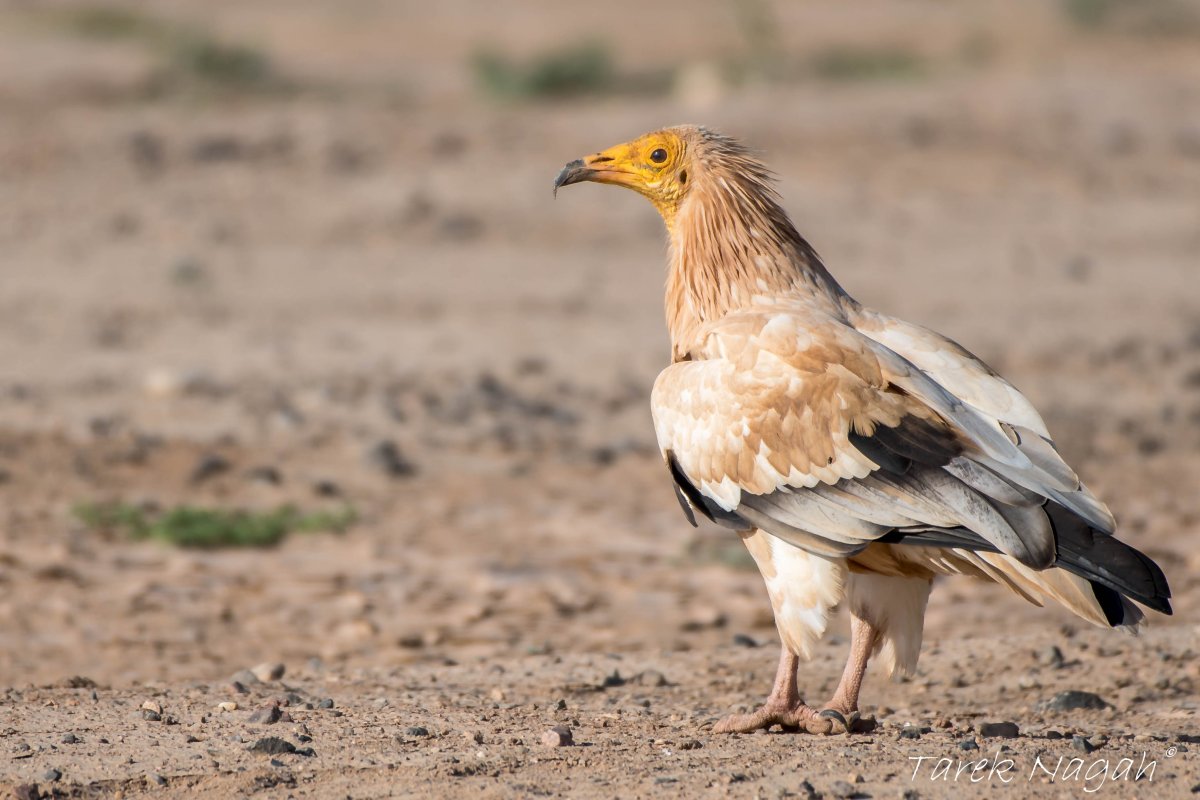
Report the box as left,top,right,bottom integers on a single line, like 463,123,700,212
845,571,932,678
741,530,845,660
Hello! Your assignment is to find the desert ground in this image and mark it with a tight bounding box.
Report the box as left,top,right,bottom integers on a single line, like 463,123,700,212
1,1,1199,797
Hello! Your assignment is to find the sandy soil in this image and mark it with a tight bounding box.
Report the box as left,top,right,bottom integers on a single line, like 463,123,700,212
1,1,1199,797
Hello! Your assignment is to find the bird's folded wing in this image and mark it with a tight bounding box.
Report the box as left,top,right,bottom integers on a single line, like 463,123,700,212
652,305,1082,567
850,308,1115,533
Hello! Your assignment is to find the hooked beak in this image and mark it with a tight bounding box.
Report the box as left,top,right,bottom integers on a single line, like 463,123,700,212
553,147,636,197
553,159,591,196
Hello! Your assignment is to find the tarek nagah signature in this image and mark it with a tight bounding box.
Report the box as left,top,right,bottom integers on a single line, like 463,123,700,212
909,746,1177,794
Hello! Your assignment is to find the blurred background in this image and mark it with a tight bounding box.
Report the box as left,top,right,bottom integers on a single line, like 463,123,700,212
1,0,1198,691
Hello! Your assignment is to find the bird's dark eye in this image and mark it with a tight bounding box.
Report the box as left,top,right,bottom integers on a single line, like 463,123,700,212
649,148,668,164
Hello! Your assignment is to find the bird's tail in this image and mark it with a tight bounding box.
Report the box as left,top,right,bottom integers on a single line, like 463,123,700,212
1046,505,1172,627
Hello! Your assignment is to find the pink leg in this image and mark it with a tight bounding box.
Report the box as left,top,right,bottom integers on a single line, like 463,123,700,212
816,614,880,733
713,648,839,734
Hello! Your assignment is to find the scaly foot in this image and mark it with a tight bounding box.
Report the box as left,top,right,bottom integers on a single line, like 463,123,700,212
713,699,839,734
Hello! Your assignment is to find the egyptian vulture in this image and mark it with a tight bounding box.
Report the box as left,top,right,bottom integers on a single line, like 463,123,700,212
554,125,1171,734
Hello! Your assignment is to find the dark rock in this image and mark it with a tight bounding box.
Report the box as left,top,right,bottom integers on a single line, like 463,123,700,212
294,746,316,757
43,769,62,782
313,480,341,497
679,739,702,750
732,633,760,648
1042,691,1110,712
959,737,979,751
14,784,40,800
317,698,334,709
366,440,416,478
601,670,625,688
899,726,922,740
1073,735,1097,753
249,737,295,756
61,733,80,744
977,721,1020,738
249,703,283,724
190,454,231,484
404,726,429,737
796,780,819,800
1037,645,1065,669
142,710,162,722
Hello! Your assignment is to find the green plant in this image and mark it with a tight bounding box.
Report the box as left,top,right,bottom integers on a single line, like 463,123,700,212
74,502,356,549
810,45,925,82
49,4,285,94
473,41,615,100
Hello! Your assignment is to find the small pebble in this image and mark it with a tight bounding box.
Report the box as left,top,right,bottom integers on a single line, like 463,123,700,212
899,725,921,740
1037,645,1065,669
251,662,286,682
959,737,979,751
796,781,819,800
601,670,625,688
464,730,484,744
217,702,238,712
541,725,573,747
828,780,857,799
231,669,261,686
61,733,80,744
318,698,335,709
141,700,163,714
977,721,1020,738
44,769,62,782
249,703,283,724
732,633,759,648
1042,690,1110,711
366,440,417,478
249,737,295,756
190,454,231,483
142,710,162,722
148,773,167,787
14,785,39,800
1072,735,1097,753
405,726,429,737
679,739,702,750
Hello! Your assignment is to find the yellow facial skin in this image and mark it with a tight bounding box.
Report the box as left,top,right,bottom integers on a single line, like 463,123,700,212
554,130,691,226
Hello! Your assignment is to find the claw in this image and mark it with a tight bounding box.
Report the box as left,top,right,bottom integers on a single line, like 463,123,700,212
818,708,849,733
